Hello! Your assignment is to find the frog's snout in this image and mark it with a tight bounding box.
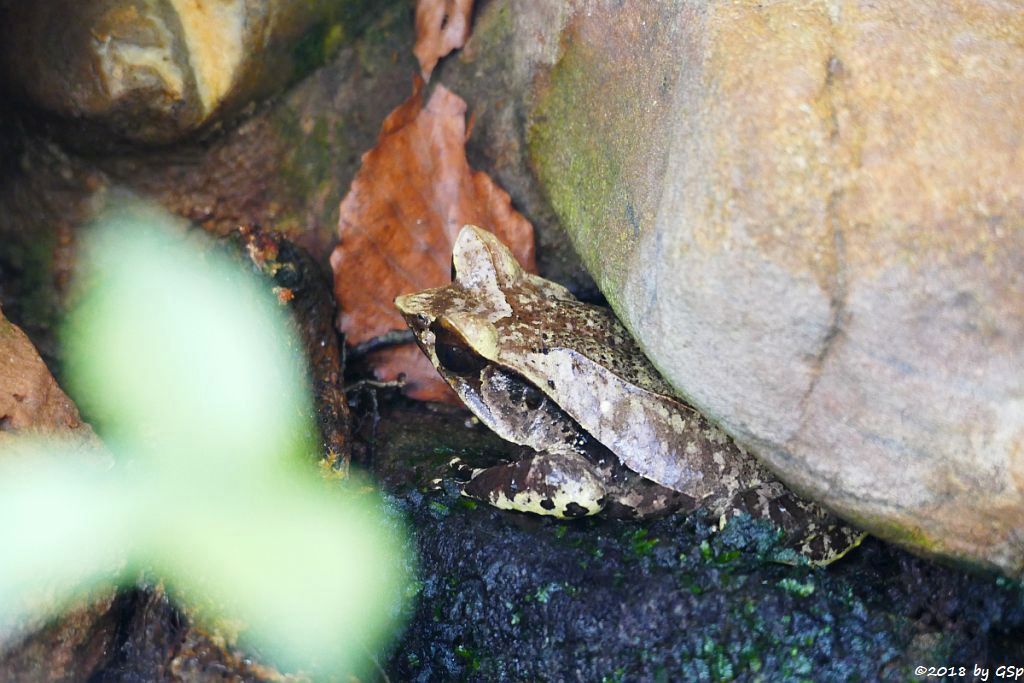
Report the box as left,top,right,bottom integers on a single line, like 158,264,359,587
394,295,431,336
394,292,413,313
394,294,422,320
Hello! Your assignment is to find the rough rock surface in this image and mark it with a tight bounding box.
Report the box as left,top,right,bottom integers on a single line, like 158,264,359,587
0,0,391,145
372,402,1024,682
434,3,597,298
520,1,1024,575
0,586,290,682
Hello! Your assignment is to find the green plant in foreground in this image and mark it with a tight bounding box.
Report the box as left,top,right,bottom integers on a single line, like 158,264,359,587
0,200,408,675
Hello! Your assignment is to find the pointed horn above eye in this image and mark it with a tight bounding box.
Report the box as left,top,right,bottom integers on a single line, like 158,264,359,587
452,225,525,289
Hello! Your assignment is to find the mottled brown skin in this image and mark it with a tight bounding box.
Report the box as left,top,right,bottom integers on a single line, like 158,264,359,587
397,226,864,562
462,365,693,519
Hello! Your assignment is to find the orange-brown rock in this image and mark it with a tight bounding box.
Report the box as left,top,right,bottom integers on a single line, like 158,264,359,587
0,0,391,145
0,310,97,446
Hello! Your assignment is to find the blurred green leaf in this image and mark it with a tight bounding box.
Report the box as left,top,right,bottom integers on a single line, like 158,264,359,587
0,197,408,676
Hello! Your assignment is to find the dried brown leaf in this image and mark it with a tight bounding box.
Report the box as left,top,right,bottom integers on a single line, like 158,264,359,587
413,0,475,80
330,81,535,402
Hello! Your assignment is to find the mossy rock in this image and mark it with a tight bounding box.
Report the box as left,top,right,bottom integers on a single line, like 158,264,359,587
524,1,1024,577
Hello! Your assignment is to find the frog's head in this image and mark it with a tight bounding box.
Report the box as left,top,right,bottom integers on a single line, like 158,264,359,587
396,225,574,382
395,288,499,375
395,225,517,378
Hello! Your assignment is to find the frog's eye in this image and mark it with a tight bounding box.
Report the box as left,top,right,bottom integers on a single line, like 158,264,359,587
435,342,485,375
430,320,486,376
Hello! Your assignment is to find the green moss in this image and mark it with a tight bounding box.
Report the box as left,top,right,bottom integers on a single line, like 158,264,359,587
526,6,686,311
290,0,407,80
601,667,627,683
454,645,481,672
856,517,939,551
842,514,999,573
428,500,449,518
442,0,515,84
778,577,815,598
0,228,61,351
291,21,345,80
276,108,336,201
531,582,561,604
629,528,659,558
527,45,630,305
322,23,346,58
353,2,413,74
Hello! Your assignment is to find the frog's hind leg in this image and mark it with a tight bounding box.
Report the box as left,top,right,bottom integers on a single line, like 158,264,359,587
724,485,867,566
462,452,607,518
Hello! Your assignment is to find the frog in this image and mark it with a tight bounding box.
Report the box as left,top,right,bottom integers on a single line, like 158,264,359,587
395,225,864,563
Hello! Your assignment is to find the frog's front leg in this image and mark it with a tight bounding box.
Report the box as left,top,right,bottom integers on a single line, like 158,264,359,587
462,451,607,518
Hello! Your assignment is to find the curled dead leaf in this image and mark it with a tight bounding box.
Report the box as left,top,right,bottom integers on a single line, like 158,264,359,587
413,0,475,80
330,81,535,403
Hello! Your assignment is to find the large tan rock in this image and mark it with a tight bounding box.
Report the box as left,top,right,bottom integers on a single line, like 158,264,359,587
0,0,388,144
525,1,1024,575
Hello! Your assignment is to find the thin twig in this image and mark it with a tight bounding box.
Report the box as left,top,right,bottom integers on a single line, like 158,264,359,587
347,329,416,360
343,377,407,394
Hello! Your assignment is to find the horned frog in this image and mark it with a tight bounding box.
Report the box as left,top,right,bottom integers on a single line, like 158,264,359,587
395,225,863,564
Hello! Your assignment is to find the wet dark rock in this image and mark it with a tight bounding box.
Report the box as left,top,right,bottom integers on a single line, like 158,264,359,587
371,402,1024,682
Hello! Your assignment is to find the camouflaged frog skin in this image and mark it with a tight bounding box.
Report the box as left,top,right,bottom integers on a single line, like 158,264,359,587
396,226,864,563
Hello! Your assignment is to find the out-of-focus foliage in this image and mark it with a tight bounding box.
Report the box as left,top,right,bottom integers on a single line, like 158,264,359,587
0,198,409,675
